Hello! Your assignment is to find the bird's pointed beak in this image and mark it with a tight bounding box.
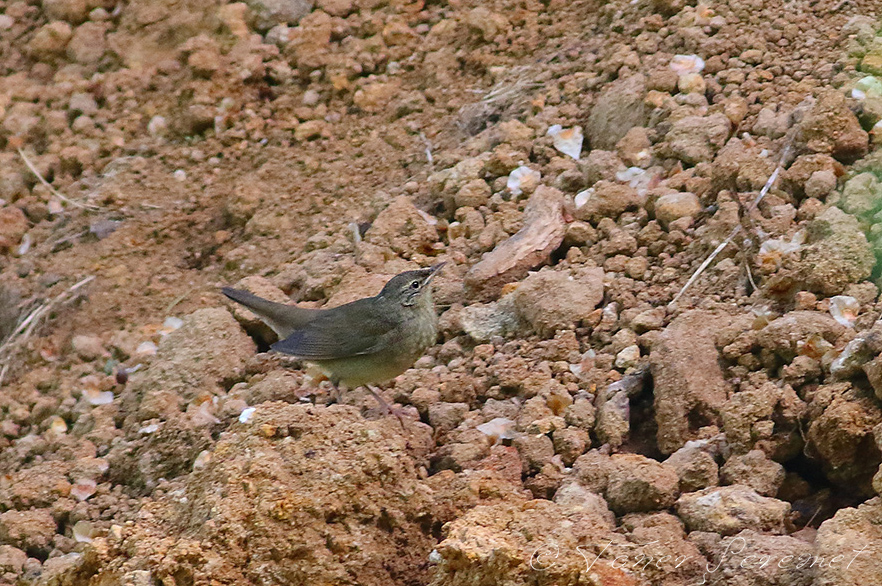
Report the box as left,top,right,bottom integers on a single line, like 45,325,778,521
426,262,446,282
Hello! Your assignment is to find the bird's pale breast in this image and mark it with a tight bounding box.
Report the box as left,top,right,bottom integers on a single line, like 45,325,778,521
314,295,437,388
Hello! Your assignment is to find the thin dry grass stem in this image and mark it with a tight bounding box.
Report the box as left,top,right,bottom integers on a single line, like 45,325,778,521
17,148,102,212
457,66,542,135
164,286,196,314
481,68,541,104
419,132,434,166
50,229,89,250
670,138,796,307
0,275,95,388
744,257,758,293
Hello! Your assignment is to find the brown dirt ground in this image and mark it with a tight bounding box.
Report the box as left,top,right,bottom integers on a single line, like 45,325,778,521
4,0,882,584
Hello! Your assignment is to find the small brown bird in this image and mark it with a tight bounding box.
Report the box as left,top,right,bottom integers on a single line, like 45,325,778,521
222,263,444,419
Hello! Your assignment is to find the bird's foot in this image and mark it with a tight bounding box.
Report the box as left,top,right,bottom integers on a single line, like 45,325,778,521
365,385,408,430
327,382,343,405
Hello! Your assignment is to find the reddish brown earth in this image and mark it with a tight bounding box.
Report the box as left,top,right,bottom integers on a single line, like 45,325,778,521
3,0,882,584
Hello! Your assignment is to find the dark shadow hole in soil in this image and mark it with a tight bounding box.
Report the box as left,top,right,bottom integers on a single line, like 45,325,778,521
377,509,395,533
238,326,274,353
182,244,221,270
173,568,195,586
686,405,717,432
548,243,571,266
27,548,50,563
188,117,214,138
620,389,663,460
781,453,868,528
255,81,276,100
415,513,444,540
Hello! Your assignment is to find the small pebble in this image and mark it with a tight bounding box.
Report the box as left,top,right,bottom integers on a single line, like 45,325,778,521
615,345,641,369
829,295,859,328
83,388,114,406
70,478,97,502
506,166,541,196
72,521,95,543
670,54,705,75
574,188,593,209
148,116,168,136
135,341,158,356
159,316,184,335
476,417,517,441
193,450,212,469
90,220,121,240
47,416,68,434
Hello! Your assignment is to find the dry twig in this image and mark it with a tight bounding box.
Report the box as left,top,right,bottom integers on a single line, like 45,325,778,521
164,286,197,314
457,66,542,135
0,276,95,387
17,148,102,212
480,68,542,105
670,140,795,307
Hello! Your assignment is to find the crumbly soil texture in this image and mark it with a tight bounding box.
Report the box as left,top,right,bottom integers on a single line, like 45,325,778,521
4,0,882,584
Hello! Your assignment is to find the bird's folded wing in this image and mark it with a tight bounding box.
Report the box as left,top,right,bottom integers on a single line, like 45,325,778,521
271,300,401,359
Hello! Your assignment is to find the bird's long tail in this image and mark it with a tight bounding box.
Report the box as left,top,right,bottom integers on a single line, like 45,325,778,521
221,287,319,338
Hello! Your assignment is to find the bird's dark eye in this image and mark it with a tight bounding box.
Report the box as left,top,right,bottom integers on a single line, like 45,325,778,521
410,280,420,289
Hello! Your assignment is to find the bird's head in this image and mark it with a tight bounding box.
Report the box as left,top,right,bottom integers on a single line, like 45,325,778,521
380,262,445,307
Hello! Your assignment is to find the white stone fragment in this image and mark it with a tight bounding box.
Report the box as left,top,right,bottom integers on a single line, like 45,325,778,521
84,388,115,406
670,54,705,75
829,295,860,328
70,478,97,502
476,417,517,441
506,166,541,196
135,341,158,356
193,450,212,470
574,188,594,209
546,125,584,160
239,407,257,424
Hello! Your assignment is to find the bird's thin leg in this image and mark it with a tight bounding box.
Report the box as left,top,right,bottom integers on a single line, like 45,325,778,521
328,377,344,405
365,385,406,429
